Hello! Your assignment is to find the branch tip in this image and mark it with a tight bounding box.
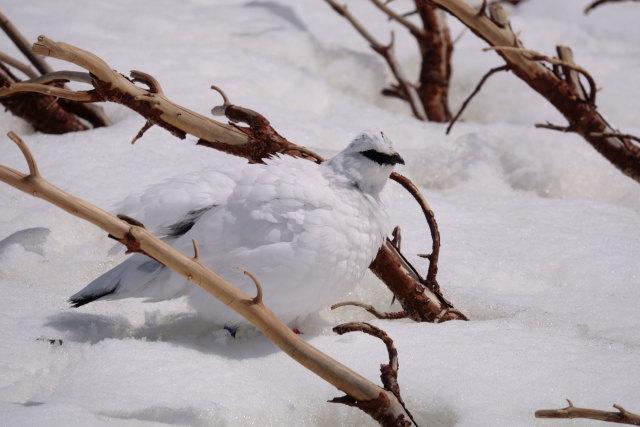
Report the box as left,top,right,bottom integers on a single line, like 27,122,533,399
6,131,39,177
191,238,200,261
234,266,263,304
210,84,231,116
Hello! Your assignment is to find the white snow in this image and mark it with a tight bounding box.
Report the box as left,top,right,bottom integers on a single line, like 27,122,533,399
1,0,639,426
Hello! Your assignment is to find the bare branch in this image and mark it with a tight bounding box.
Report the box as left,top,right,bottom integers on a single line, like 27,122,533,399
0,12,52,75
0,51,38,79
323,0,427,120
585,0,640,14
131,121,154,145
332,323,403,403
369,0,427,39
0,133,417,426
390,172,440,287
332,322,415,426
24,70,94,85
0,81,98,102
331,301,409,319
536,400,640,425
446,65,510,134
7,131,39,177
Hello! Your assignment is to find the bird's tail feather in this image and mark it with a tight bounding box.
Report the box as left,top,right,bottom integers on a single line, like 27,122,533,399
68,255,164,307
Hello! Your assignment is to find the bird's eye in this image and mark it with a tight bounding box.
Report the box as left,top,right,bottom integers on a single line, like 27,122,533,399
360,149,405,166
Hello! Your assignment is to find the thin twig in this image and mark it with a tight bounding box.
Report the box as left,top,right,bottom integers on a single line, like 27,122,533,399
591,132,640,144
332,322,407,409
536,400,640,425
446,65,509,134
24,71,94,85
390,172,440,287
0,12,52,75
369,0,427,39
0,82,97,102
585,0,640,14
131,121,154,145
535,122,574,132
0,51,38,79
7,131,39,177
323,0,427,120
331,301,409,320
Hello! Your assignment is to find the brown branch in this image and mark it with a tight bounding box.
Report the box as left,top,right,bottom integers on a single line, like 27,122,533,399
332,322,415,426
429,0,640,183
446,65,509,134
0,132,417,426
414,1,453,121
390,172,440,287
331,301,409,320
585,0,640,14
536,400,640,425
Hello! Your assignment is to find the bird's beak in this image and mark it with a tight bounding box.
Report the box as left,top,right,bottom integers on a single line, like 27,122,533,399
390,152,405,165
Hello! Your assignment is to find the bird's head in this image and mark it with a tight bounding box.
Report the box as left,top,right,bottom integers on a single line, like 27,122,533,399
326,131,404,196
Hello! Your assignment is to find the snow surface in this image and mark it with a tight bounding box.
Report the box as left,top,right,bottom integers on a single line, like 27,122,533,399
1,0,639,426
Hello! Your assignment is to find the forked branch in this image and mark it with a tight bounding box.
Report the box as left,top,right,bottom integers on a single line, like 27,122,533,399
0,132,416,427
536,400,640,425
332,322,415,426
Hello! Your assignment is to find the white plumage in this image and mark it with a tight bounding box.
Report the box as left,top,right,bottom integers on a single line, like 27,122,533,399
69,131,404,326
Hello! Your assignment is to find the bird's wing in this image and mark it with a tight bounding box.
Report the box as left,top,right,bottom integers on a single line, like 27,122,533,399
115,166,243,236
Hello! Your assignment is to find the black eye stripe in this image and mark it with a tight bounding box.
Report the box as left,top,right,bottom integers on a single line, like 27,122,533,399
360,149,405,166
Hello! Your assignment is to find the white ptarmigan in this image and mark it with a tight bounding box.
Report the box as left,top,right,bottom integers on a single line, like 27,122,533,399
69,131,404,326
